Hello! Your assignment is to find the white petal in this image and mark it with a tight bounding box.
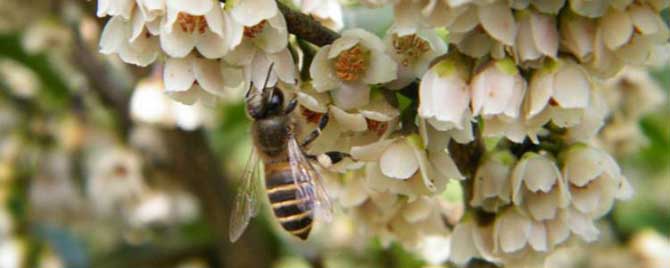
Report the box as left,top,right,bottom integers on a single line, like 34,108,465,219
517,14,542,61
629,5,660,35
530,12,559,57
523,155,560,193
545,214,569,247
419,67,470,129
496,209,531,253
380,140,419,179
167,0,214,15
449,7,479,33
223,39,257,66
601,8,633,51
450,222,480,265
253,13,288,54
328,35,359,59
310,45,341,92
570,0,608,17
526,191,560,221
615,176,634,200
553,64,590,109
566,209,599,242
339,177,369,207
528,221,548,251
478,2,517,46
193,57,225,96
532,0,565,13
120,33,160,66
247,53,277,88
160,25,197,58
526,69,554,118
361,50,398,84
99,17,127,55
331,83,370,110
196,31,229,58
351,138,396,161
402,197,433,223
267,49,297,84
456,32,494,58
571,183,601,214
359,96,400,122
230,0,278,26
563,146,606,187
329,105,367,132
163,56,196,92
429,150,465,180
296,89,330,113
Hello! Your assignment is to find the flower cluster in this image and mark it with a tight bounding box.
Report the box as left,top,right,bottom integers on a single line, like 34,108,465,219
95,0,667,266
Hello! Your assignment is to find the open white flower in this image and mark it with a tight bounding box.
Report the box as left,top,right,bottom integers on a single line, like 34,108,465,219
224,11,296,87
511,152,570,221
418,56,471,132
471,58,526,119
561,145,634,219
385,29,447,89
160,1,230,58
310,29,398,109
99,9,160,67
163,53,244,104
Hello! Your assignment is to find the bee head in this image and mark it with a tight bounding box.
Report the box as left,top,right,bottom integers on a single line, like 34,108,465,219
246,86,284,119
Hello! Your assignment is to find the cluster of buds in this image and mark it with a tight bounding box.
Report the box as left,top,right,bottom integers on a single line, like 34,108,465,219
95,0,667,266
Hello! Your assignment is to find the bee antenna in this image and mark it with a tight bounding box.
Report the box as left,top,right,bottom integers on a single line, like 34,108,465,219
262,63,275,90
245,81,255,100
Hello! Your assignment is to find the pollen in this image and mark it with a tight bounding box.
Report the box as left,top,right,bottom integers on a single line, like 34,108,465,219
392,34,430,66
177,13,208,34
334,44,369,81
244,20,268,39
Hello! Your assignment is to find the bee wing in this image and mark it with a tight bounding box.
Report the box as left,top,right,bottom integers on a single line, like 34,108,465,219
287,135,333,222
229,149,262,242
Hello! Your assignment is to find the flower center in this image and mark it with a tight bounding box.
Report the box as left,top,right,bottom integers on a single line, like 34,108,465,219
366,118,388,136
177,13,208,34
301,107,325,124
243,20,268,39
334,44,369,81
392,34,430,66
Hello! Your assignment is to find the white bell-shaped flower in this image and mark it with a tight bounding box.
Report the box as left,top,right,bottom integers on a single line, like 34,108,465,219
515,10,559,62
471,58,526,119
511,152,570,221
561,145,634,219
99,9,160,67
471,151,514,212
418,56,471,132
385,28,447,89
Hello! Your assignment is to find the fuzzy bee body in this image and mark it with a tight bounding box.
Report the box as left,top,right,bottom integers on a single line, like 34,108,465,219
252,116,314,239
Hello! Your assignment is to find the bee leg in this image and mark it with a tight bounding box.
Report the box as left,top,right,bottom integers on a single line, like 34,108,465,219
300,113,329,147
284,98,298,115
306,151,354,168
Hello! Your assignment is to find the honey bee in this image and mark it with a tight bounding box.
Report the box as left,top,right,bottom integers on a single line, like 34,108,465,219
229,68,348,242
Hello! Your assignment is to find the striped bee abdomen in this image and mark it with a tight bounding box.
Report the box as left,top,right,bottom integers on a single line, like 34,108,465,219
265,162,314,240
